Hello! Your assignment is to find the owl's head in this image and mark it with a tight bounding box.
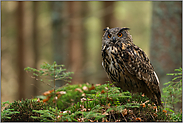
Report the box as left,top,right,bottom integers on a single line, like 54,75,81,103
102,27,133,46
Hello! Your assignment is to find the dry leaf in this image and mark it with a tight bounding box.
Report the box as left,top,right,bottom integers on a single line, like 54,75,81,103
43,89,54,96
148,104,151,107
107,97,113,101
108,103,111,107
80,105,84,109
56,91,66,95
102,112,109,115
57,94,62,98
81,97,86,102
82,108,87,112
37,98,40,102
153,113,157,117
82,86,88,91
89,84,95,91
136,117,142,121
140,103,146,108
95,84,101,86
153,106,157,110
122,108,128,116
163,110,167,113
144,100,149,103
82,93,86,97
43,98,49,102
75,88,83,93
101,90,105,94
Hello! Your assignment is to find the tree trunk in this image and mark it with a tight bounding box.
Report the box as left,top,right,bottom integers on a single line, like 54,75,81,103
150,1,182,87
67,2,83,84
32,2,39,96
103,2,116,28
17,1,25,100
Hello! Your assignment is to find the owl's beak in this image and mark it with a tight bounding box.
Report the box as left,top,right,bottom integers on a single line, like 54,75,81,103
112,37,116,43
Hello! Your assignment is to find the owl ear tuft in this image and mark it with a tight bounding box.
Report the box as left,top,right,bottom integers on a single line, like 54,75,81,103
103,27,110,31
120,27,130,32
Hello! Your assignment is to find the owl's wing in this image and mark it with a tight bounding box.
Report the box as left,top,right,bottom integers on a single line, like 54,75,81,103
119,44,162,105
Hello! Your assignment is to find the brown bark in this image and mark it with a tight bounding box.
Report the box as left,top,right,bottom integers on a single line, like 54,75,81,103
32,2,39,96
103,2,116,28
67,2,83,84
17,1,25,100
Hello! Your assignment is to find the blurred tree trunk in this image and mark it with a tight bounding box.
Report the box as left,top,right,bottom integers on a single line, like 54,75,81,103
51,2,68,87
150,1,182,111
32,2,39,96
103,2,116,28
150,1,182,87
67,2,84,84
17,2,25,100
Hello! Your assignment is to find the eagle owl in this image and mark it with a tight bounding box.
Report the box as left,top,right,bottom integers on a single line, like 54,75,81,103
101,27,163,106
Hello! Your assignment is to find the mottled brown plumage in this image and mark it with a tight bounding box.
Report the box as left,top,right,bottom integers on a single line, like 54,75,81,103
101,27,163,106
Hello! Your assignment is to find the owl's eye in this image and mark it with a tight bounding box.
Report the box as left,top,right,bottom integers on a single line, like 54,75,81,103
108,34,111,38
118,33,123,37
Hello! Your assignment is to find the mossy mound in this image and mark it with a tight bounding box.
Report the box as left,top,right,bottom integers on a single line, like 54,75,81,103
2,83,181,122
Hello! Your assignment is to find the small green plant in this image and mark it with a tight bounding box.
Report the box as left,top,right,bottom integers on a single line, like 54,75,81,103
24,61,74,88
24,61,73,120
162,67,182,121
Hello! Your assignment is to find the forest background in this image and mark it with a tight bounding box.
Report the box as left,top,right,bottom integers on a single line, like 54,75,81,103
1,1,182,105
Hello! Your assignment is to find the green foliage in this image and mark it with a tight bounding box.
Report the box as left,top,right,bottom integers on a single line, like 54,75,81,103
43,84,89,110
24,61,74,86
2,61,74,122
162,68,182,109
31,107,61,122
1,99,49,122
162,67,182,122
1,101,20,120
24,61,74,108
57,83,170,122
1,82,172,122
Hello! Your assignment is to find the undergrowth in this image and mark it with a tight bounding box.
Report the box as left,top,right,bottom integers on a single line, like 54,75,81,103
162,67,182,122
1,62,182,122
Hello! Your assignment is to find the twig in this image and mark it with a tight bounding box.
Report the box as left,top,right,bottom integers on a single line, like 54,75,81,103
109,111,111,122
53,64,57,122
150,112,155,121
120,112,127,122
111,112,116,121
31,76,53,88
